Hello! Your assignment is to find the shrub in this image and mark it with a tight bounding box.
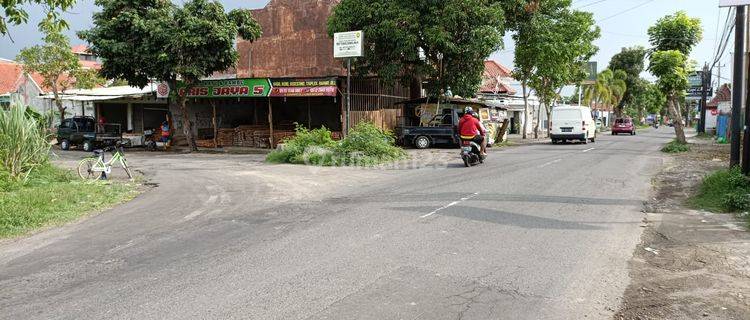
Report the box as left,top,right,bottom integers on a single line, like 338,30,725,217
335,122,406,164
692,167,750,212
266,122,406,166
0,104,52,181
661,140,690,153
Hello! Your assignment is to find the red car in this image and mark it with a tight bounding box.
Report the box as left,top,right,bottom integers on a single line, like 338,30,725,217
612,118,636,135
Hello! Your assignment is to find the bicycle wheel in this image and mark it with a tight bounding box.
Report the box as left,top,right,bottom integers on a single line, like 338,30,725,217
121,159,133,180
78,158,103,180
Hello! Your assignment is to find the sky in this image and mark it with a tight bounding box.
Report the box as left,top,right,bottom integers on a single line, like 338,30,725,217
0,0,733,87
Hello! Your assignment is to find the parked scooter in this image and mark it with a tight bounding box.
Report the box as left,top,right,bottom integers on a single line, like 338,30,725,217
144,129,158,151
460,136,485,167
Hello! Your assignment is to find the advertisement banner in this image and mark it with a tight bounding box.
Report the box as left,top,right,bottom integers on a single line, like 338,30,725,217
269,78,338,97
176,78,271,98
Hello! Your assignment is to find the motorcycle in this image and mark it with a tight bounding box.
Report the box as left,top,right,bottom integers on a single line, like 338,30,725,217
460,136,485,167
144,129,158,151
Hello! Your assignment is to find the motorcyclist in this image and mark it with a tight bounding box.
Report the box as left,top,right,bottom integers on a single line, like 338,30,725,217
472,111,489,155
458,107,486,155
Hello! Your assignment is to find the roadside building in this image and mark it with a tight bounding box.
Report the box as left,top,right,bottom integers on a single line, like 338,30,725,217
219,0,408,148
707,83,731,135
476,60,537,135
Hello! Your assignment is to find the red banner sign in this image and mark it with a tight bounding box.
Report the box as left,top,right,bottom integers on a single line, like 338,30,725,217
270,86,337,97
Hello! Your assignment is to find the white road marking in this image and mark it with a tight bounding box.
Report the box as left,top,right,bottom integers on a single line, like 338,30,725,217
183,209,204,221
206,195,218,204
539,159,562,168
582,147,596,153
420,192,479,219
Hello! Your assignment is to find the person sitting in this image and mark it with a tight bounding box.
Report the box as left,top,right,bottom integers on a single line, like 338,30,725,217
457,107,486,155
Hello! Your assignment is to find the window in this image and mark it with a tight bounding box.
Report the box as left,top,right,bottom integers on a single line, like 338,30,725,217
59,120,70,129
554,109,581,120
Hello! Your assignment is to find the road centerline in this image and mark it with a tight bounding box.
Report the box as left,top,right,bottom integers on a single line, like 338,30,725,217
419,192,479,219
582,147,596,153
539,159,562,168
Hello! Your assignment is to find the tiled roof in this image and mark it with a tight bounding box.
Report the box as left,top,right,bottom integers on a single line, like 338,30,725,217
480,60,516,95
707,84,731,107
0,60,72,94
71,44,90,54
0,61,24,94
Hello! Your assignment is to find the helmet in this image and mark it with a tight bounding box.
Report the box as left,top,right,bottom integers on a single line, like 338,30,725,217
471,111,479,119
464,107,474,114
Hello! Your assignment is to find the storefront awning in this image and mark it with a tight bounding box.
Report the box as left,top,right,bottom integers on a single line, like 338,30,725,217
40,83,159,101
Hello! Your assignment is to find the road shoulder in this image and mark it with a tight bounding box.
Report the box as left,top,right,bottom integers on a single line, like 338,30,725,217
615,139,750,319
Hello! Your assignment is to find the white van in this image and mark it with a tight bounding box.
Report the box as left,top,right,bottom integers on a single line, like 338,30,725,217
550,106,596,144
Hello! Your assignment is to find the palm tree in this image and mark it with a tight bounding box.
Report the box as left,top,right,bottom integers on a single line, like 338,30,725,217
583,69,627,120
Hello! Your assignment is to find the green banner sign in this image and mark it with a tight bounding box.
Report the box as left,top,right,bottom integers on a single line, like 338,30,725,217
176,78,272,98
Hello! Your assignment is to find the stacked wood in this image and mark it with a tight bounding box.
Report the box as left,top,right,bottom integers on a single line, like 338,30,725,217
217,129,235,147
195,139,216,148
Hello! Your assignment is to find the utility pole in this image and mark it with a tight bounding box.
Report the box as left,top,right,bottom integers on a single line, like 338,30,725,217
731,6,746,168
698,63,709,133
744,10,750,174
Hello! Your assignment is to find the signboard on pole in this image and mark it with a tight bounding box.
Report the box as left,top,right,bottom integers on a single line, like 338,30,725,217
687,86,712,97
582,61,597,84
688,71,703,87
175,78,272,98
720,0,750,7
333,31,364,58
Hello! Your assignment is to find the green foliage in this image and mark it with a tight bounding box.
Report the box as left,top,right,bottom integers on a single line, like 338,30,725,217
327,0,505,97
266,125,337,164
80,0,262,88
648,11,703,56
584,69,627,110
267,123,406,166
649,50,689,94
16,30,80,92
691,167,750,214
0,164,138,238
661,139,690,153
511,0,599,107
0,104,52,182
608,46,646,114
525,9,600,108
0,0,74,35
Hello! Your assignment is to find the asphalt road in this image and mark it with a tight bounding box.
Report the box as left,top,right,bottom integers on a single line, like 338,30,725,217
0,128,673,319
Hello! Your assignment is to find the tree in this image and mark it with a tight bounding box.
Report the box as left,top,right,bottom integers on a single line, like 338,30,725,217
583,69,626,117
608,46,646,117
647,11,702,144
16,28,103,123
649,50,689,142
80,0,262,151
327,0,505,98
502,0,598,139
526,9,599,138
0,0,74,36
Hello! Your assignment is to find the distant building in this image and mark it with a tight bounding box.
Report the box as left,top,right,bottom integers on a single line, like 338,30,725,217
477,60,517,98
706,83,731,131
71,45,101,70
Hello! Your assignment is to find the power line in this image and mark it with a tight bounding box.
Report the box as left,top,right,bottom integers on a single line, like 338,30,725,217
597,0,656,23
576,0,611,9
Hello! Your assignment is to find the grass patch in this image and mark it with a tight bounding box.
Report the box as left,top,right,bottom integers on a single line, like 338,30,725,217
636,124,652,129
0,164,139,238
691,167,750,226
661,140,691,153
267,122,407,166
493,140,515,147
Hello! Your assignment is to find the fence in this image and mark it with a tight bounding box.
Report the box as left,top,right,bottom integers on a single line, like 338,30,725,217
349,78,409,131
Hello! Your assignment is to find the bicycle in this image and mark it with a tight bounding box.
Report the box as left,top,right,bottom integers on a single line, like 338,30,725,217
77,144,133,180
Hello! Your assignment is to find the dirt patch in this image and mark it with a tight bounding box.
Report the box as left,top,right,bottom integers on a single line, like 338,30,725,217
615,139,750,319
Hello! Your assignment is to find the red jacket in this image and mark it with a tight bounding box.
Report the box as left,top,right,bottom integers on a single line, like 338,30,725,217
458,114,484,137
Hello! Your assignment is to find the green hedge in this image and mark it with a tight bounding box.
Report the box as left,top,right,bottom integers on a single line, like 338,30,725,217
267,122,406,166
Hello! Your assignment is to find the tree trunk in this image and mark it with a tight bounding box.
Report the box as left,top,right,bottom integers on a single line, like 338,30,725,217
637,105,644,125
51,82,65,124
409,76,422,99
533,101,541,139
668,95,686,144
178,94,197,151
522,82,529,139
545,104,551,136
